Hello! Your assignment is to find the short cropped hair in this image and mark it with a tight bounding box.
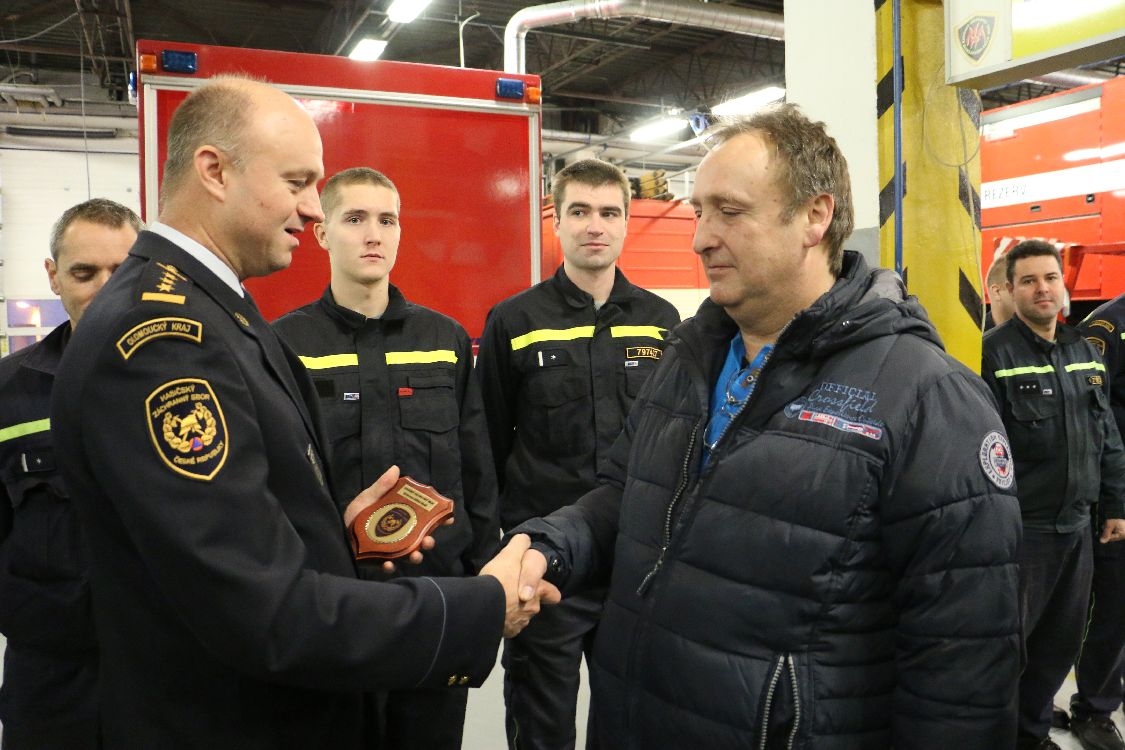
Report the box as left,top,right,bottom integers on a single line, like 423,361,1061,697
320,167,399,220
986,254,1009,288
704,103,855,277
550,159,631,217
1005,239,1062,284
160,76,261,207
50,198,143,260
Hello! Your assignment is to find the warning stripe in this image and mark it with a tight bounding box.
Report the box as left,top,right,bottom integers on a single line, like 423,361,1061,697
957,88,984,327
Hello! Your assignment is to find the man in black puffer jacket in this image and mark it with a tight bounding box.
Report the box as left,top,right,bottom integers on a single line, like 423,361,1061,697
513,104,1022,749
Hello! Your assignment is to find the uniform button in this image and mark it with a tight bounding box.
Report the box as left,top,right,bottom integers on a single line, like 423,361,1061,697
458,676,470,686
447,675,457,686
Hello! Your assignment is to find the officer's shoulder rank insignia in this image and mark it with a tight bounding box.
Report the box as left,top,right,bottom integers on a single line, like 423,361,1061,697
146,378,228,480
140,262,190,305
116,317,203,360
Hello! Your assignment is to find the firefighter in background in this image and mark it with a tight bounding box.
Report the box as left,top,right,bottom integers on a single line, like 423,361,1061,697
0,198,141,748
1071,296,1125,750
982,239,1125,750
476,158,680,750
274,167,501,750
986,253,1015,329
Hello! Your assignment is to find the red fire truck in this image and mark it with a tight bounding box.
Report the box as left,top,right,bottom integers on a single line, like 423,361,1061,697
981,74,1125,319
135,40,543,336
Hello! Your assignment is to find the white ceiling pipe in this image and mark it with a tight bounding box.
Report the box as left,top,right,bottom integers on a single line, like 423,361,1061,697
504,0,784,74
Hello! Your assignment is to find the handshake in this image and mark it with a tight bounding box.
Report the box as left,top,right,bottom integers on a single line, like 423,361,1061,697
480,534,561,637
344,466,561,639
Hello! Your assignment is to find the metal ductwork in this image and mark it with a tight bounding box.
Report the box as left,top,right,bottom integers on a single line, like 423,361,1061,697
1029,69,1113,89
504,0,784,74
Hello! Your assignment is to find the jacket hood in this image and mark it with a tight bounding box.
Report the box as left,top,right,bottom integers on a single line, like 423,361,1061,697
680,251,944,363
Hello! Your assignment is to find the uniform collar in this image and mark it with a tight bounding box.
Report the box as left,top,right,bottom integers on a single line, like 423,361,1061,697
21,321,71,375
1009,314,1079,349
147,222,244,297
316,283,410,330
551,264,639,310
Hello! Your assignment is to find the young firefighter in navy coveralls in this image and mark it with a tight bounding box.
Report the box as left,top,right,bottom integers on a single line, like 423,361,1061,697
0,199,140,748
48,77,553,750
476,158,680,750
274,167,501,750
982,239,1125,750
512,106,1023,750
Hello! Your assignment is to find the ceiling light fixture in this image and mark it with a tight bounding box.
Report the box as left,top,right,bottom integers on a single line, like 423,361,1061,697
711,85,786,116
348,38,389,61
630,116,689,143
386,0,433,24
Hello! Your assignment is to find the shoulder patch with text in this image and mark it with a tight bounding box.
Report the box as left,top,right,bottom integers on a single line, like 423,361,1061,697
979,430,1013,490
116,317,203,360
146,378,228,480
1085,335,1107,357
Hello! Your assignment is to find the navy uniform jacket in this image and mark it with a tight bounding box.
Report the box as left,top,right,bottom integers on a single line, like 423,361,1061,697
274,286,501,577
0,323,98,748
50,231,504,749
983,316,1125,532
476,265,680,530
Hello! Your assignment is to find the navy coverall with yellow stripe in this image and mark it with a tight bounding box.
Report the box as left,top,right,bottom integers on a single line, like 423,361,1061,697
0,322,98,748
982,316,1125,531
274,285,501,579
476,264,680,531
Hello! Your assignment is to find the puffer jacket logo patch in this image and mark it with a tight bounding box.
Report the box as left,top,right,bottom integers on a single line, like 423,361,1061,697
979,430,1014,489
782,381,884,440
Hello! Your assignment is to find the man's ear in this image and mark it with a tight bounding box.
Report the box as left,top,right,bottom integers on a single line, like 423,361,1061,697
803,193,834,249
313,221,329,249
45,258,61,296
194,144,228,201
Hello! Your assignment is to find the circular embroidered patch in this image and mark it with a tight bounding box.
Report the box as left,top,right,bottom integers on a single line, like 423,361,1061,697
146,378,229,480
979,430,1013,489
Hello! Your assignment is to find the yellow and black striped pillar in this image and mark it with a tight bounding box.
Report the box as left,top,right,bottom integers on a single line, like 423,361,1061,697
875,0,984,371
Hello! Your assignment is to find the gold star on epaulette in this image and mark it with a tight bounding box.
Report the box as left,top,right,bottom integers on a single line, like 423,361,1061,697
142,262,189,305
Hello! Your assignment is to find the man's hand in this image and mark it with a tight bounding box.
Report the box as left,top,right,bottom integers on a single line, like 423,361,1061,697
1100,517,1125,543
344,465,451,573
480,535,561,637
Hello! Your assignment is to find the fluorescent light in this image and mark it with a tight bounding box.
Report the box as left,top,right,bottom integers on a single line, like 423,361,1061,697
711,86,785,117
349,38,388,61
630,117,689,143
387,0,433,24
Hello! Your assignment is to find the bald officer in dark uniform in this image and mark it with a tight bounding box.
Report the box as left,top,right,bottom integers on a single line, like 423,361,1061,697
50,76,553,749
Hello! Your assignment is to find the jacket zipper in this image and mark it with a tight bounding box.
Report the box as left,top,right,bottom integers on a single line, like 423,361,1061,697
785,654,801,750
636,418,701,596
757,653,800,750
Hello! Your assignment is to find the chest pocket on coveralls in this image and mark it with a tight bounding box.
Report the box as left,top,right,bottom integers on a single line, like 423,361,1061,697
525,371,588,454
398,372,459,433
314,372,361,443
1009,393,1060,462
2,449,84,583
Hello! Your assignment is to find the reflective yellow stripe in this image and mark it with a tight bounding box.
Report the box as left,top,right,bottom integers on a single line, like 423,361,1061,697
993,365,1054,378
0,418,50,444
510,326,595,351
610,325,667,340
385,350,457,365
299,354,359,370
1065,361,1106,373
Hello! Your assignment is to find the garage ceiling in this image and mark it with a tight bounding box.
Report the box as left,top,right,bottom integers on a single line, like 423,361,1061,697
1,0,1123,168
